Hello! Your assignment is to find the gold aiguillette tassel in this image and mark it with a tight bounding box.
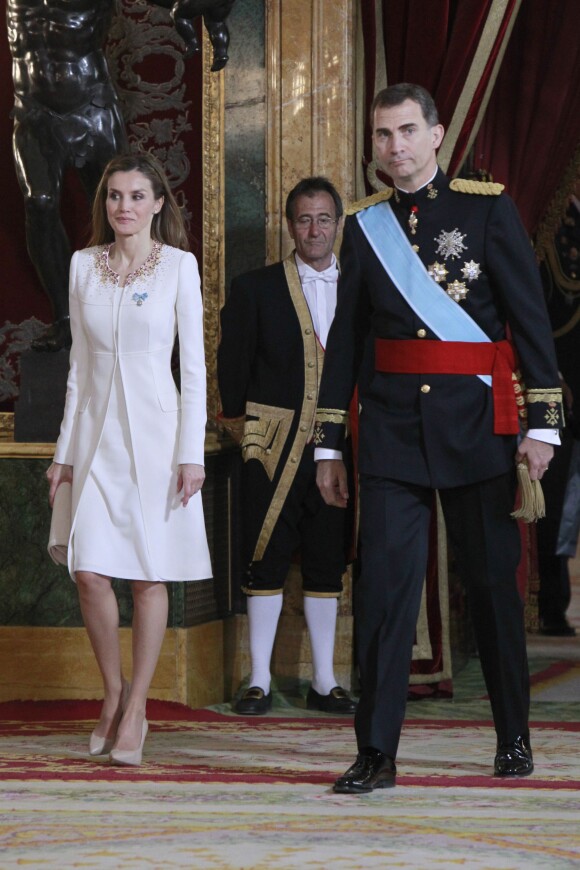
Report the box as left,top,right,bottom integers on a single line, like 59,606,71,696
511,461,546,523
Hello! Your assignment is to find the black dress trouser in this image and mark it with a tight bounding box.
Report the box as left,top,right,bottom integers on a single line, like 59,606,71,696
354,469,529,758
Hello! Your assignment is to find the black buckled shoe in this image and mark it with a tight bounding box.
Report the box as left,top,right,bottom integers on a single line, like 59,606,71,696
494,735,534,777
306,686,357,714
234,686,272,715
334,749,396,793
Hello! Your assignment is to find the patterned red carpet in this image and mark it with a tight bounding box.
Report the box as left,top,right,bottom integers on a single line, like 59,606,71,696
0,689,578,789
1,656,579,868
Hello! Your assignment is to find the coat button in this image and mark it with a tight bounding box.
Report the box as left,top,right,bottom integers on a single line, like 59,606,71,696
305,328,312,335
307,393,314,400
307,361,315,368
290,456,297,463
417,328,427,338
300,424,308,432
420,384,431,393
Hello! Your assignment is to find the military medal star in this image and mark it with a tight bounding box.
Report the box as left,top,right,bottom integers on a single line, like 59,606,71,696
446,280,468,302
461,260,481,282
428,261,448,283
435,228,467,260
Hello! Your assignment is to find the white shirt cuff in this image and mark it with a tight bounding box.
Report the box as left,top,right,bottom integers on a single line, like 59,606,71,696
314,447,342,461
526,428,561,446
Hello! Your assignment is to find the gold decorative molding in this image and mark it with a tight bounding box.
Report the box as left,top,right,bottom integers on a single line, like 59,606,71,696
0,412,14,443
0,443,55,459
201,27,226,424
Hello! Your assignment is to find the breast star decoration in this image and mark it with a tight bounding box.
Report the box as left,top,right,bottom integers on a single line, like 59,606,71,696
428,262,448,283
435,228,467,260
428,233,482,304
461,260,482,282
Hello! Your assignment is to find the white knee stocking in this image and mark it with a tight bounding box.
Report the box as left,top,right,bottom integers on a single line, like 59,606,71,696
246,593,283,694
303,595,338,695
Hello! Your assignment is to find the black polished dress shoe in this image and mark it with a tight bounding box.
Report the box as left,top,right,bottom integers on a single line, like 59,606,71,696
234,686,272,715
334,749,396,793
306,686,357,714
494,735,533,777
539,619,576,637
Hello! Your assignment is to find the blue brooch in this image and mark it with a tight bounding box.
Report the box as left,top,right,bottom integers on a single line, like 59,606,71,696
132,292,148,307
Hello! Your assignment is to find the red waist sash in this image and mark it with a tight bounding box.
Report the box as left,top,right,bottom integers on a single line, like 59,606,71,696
374,338,519,435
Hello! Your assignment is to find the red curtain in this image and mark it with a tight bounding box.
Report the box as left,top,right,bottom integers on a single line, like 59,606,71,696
473,0,580,235
360,0,520,180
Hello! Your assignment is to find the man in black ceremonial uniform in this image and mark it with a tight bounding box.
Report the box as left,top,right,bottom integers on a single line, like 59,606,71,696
315,84,563,792
218,177,356,716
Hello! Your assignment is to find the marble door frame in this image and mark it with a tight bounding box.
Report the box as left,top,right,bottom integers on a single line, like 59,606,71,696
265,0,357,264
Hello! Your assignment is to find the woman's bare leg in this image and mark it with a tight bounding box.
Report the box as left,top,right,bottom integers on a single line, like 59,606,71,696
76,571,126,741
113,580,168,751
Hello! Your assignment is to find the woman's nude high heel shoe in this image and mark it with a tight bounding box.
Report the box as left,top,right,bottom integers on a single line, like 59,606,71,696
88,681,130,756
89,731,116,757
109,719,149,767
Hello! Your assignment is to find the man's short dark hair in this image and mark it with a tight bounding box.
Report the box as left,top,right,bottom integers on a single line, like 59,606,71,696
285,176,343,221
370,83,439,128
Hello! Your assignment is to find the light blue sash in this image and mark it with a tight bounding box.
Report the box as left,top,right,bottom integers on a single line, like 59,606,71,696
357,201,491,386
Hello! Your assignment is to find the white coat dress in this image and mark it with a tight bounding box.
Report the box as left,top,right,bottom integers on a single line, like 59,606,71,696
53,242,212,583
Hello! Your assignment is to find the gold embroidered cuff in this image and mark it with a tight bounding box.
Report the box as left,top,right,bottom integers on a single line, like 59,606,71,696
525,387,564,428
525,388,563,403
315,409,349,425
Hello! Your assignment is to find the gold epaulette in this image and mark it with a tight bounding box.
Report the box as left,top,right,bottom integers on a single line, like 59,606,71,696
449,178,504,196
345,188,394,215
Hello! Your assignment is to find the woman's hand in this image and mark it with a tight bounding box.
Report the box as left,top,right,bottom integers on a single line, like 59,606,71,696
46,462,73,508
177,463,205,507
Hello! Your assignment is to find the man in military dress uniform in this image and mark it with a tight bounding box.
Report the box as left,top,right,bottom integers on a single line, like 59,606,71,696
315,84,563,792
218,177,356,716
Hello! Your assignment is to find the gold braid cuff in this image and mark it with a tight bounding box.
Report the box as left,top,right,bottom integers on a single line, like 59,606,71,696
525,388,563,403
313,409,350,446
315,409,349,425
525,387,563,428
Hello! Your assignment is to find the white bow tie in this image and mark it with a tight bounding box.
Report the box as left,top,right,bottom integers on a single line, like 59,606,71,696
300,266,337,284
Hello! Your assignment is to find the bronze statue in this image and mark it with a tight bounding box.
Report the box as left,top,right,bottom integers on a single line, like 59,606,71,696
8,0,126,351
8,0,237,351
156,0,237,71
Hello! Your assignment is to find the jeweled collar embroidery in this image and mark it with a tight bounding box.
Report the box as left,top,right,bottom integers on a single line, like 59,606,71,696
95,241,164,298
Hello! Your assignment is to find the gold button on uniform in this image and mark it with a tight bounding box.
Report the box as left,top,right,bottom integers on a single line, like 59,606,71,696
417,329,427,338
305,328,312,335
300,424,308,432
307,361,315,368
420,384,431,393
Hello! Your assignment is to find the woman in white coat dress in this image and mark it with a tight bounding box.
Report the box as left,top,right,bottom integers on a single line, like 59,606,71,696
47,153,212,766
